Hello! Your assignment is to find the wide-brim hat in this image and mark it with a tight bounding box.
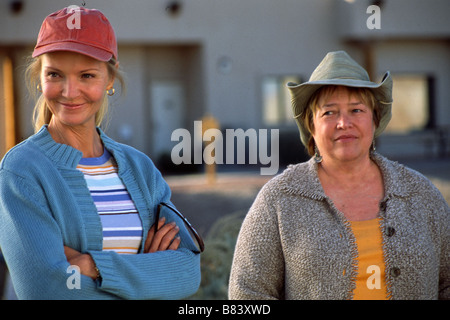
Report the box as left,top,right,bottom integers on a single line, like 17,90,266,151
33,6,118,62
287,51,393,147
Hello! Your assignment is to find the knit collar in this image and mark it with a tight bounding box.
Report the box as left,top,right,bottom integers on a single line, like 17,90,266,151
373,153,409,198
279,153,408,200
279,158,326,200
30,125,120,169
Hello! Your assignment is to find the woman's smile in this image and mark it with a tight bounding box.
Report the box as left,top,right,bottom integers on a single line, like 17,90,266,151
59,102,86,109
40,51,114,129
334,134,358,142
312,86,376,163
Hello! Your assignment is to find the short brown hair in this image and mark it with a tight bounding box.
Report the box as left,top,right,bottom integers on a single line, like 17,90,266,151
301,85,380,156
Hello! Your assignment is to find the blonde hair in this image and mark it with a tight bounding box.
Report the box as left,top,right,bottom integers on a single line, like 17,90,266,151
301,85,380,156
25,54,125,133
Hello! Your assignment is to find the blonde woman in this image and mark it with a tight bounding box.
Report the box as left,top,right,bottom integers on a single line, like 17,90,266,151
0,7,202,299
229,51,449,300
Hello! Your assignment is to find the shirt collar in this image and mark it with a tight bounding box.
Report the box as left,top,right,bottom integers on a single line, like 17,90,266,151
31,125,120,170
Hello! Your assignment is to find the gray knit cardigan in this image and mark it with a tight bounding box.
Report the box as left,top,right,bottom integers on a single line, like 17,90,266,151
229,153,449,300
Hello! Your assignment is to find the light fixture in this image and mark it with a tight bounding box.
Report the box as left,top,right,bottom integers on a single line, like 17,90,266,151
10,0,24,14
166,1,182,17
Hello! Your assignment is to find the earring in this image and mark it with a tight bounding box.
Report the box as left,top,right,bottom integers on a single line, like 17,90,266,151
106,88,115,96
371,140,376,152
37,84,42,92
314,145,323,163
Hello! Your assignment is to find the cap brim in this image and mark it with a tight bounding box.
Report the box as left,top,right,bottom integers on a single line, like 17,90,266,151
32,41,114,62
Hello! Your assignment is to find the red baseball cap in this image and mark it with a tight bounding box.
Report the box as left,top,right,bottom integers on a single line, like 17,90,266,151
32,6,118,61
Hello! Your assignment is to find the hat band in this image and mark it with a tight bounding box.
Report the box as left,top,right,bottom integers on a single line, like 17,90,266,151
335,76,365,80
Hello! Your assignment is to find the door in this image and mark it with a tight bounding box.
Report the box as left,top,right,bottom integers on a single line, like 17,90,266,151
150,80,185,157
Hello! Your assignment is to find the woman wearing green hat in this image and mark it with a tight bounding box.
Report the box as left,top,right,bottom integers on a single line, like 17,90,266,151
229,51,449,300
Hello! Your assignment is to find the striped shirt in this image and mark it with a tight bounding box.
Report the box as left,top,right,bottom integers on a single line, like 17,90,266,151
77,149,143,254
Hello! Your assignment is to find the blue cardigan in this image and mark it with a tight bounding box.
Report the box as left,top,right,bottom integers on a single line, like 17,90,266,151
0,126,201,300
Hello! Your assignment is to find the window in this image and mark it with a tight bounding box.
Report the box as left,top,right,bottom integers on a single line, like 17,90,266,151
385,74,430,133
262,75,301,126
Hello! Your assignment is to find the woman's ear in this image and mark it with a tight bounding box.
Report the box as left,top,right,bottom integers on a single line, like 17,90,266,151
106,60,119,90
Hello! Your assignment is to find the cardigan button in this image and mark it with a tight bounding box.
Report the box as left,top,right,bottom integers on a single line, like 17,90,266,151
385,226,396,237
390,267,401,277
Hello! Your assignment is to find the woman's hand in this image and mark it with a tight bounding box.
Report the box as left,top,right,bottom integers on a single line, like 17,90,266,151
144,217,181,253
64,246,98,280
63,218,180,280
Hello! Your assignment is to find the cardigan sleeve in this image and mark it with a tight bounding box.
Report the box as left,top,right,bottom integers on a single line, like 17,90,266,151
88,247,200,299
438,194,450,300
0,163,200,300
0,169,117,299
86,157,201,300
229,182,285,300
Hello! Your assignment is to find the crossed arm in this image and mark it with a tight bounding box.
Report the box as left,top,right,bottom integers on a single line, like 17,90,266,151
64,216,181,280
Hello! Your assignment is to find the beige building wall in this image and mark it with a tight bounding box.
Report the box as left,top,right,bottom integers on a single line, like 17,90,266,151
0,0,449,162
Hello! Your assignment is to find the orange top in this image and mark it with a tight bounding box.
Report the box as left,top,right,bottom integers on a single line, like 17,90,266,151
350,218,388,300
